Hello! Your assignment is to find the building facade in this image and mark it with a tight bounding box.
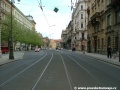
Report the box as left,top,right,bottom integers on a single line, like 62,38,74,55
61,0,119,57
66,21,73,49
43,37,50,49
49,39,56,49
0,0,36,51
72,0,89,51
87,0,120,55
106,0,120,55
61,30,67,49
87,0,106,53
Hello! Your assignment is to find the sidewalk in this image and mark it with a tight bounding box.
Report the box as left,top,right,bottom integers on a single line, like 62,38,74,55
0,51,25,66
76,50,120,67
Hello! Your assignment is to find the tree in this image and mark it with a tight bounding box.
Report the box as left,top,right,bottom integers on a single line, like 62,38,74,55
1,12,43,49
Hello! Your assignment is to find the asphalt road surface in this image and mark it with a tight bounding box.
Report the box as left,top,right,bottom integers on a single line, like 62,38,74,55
0,49,120,90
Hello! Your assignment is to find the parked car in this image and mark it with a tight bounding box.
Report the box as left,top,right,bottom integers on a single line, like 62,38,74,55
35,48,40,52
56,47,61,50
1,46,9,53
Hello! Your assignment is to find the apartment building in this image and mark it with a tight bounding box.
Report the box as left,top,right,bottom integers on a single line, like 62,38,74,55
66,20,73,49
61,0,119,56
49,39,56,49
0,0,36,50
87,0,105,53
0,0,35,30
49,39,62,49
43,37,50,49
87,0,120,54
61,30,67,49
72,0,89,51
106,0,120,55
55,39,62,49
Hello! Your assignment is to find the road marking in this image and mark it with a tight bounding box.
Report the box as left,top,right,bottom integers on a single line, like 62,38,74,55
0,52,47,87
59,53,73,90
32,52,53,90
64,53,105,86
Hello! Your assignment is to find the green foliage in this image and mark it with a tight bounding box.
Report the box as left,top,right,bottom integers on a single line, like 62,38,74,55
1,12,43,46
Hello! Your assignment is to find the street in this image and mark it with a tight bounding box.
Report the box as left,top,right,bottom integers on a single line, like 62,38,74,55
0,49,120,90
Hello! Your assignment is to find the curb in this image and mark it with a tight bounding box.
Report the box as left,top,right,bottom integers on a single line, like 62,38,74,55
80,52,120,67
0,52,25,66
0,57,23,66
70,50,120,67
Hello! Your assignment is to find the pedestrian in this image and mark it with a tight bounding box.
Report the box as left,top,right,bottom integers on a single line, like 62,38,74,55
107,46,112,58
72,47,76,52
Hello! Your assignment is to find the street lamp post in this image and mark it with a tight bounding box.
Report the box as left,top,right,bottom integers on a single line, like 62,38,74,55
9,0,21,59
0,8,2,58
118,30,120,62
0,9,2,58
9,0,14,59
116,10,120,62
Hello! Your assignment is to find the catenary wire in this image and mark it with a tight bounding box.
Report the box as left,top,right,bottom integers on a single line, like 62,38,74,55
37,0,50,28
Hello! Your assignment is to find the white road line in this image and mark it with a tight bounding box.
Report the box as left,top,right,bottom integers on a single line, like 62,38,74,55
59,53,73,90
65,53,105,86
32,52,53,90
0,52,47,87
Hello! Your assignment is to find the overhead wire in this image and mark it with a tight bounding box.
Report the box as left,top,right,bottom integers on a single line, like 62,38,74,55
37,0,50,28
65,0,73,28
37,0,73,31
15,0,74,37
65,10,72,28
15,3,71,8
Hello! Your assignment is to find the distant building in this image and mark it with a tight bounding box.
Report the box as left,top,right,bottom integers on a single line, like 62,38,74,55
55,39,62,48
49,39,56,49
49,39,61,49
42,37,50,49
61,30,67,48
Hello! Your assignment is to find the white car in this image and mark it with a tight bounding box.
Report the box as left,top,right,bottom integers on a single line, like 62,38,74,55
35,48,40,52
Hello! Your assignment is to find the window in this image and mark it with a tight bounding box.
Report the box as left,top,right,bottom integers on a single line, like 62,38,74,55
81,22,83,28
81,5,83,10
75,37,76,40
107,15,111,26
101,19,104,29
97,24,100,31
95,24,99,32
82,33,84,39
81,14,83,19
101,0,104,10
98,39,100,49
117,11,120,23
102,38,104,49
115,37,118,51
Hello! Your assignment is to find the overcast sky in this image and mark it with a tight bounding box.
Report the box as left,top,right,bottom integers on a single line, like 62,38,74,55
14,0,74,39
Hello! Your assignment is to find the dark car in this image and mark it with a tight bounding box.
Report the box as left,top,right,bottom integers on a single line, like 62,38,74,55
72,47,76,52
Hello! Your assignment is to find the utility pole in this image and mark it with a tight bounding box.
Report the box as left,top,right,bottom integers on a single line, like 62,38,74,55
118,30,120,62
0,3,2,58
0,18,2,58
9,0,21,59
9,0,14,59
